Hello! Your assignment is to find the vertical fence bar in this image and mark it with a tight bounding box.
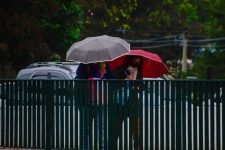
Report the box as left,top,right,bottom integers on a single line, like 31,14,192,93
5,81,9,147
0,80,4,147
40,80,45,148
65,80,69,149
23,80,28,147
33,80,37,148
128,81,133,150
199,81,203,150
28,80,33,147
205,81,209,150
94,80,98,150
176,81,182,150
160,81,164,150
182,81,187,150
104,80,108,150
11,81,14,147
145,81,149,150
124,80,128,150
133,81,138,150
54,81,59,148
149,81,154,150
108,80,113,150
59,81,63,149
1,81,5,147
139,80,144,150
222,81,225,150
36,80,42,148
13,81,18,147
18,81,23,147
36,80,40,148
69,80,74,149
165,81,170,150
171,81,175,150
80,81,84,149
216,81,221,150
9,81,14,147
155,81,159,150
60,81,65,148
87,80,92,149
210,81,215,150
99,80,103,150
82,80,87,150
187,81,192,150
118,81,123,150
193,81,198,150
74,81,79,149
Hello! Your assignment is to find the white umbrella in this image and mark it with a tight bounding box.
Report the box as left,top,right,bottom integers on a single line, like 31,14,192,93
66,35,130,64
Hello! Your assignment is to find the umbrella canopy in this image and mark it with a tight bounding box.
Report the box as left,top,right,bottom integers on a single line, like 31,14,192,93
109,49,169,78
66,35,130,64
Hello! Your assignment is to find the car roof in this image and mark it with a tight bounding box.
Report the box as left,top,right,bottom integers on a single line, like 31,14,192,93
26,62,79,72
16,66,73,79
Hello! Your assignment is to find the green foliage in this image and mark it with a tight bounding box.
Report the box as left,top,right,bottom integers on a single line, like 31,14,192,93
0,0,84,78
49,53,61,62
1,0,225,78
190,50,225,79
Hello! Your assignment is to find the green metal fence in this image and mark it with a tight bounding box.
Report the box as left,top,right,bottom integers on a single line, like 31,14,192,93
0,80,224,150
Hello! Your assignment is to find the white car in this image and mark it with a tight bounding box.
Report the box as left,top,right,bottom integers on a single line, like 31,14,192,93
16,62,79,79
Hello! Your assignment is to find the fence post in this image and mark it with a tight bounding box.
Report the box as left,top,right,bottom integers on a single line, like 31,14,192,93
46,80,54,150
222,82,225,150
0,81,5,147
176,81,182,150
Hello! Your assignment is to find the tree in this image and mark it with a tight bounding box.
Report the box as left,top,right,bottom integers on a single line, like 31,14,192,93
189,50,225,79
0,0,83,78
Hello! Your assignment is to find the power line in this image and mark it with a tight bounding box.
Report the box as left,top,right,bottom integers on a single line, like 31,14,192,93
127,35,225,44
188,44,225,48
187,37,225,43
131,43,177,49
126,34,179,43
129,40,177,44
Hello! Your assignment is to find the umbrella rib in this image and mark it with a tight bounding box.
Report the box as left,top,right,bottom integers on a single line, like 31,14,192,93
97,40,114,60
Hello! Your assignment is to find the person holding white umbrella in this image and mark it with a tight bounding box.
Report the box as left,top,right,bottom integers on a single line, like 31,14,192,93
66,35,130,79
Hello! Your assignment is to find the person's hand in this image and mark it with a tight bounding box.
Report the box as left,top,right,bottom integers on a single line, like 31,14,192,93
125,75,132,80
125,71,133,80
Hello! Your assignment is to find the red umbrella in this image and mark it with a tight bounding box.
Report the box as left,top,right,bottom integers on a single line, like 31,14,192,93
109,49,169,78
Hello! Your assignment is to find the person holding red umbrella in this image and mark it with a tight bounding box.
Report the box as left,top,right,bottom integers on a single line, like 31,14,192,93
110,50,169,149
111,55,145,149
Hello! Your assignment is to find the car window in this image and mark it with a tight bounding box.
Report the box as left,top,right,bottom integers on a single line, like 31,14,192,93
51,76,62,79
50,71,69,79
17,73,32,79
32,75,48,79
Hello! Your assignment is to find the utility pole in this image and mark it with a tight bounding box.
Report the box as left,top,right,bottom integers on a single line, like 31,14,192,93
182,32,188,72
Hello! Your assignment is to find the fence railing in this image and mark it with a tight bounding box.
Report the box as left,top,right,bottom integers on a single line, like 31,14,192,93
0,80,224,150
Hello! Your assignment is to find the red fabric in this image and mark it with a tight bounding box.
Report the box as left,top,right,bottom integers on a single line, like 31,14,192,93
109,49,169,78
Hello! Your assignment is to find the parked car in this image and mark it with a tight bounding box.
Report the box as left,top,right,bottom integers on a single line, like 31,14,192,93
16,62,79,79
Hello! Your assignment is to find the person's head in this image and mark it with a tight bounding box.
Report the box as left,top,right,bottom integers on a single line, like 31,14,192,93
124,55,142,68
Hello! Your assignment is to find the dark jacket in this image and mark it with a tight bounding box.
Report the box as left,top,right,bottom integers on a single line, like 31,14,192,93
76,63,114,79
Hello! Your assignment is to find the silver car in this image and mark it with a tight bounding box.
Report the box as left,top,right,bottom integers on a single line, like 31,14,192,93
16,62,79,79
